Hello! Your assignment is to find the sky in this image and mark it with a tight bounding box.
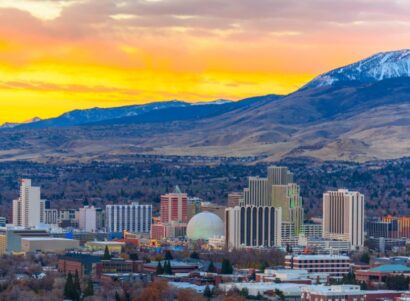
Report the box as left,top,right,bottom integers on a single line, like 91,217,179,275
0,0,409,123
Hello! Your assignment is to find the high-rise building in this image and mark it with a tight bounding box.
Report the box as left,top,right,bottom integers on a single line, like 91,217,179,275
44,209,59,226
59,209,79,228
225,206,282,249
79,206,98,232
242,166,304,235
272,183,304,234
160,189,188,223
382,216,410,238
322,189,364,249
12,179,45,228
106,202,152,234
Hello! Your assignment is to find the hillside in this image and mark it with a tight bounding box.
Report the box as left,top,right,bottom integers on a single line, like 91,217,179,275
0,50,410,162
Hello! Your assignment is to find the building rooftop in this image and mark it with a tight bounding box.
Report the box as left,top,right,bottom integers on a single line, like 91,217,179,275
21,237,75,241
369,264,410,273
285,254,350,260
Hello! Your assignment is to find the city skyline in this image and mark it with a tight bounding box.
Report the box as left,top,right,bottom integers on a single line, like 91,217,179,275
0,0,409,123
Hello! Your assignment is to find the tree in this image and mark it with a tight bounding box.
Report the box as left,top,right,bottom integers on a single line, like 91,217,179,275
275,289,285,301
103,245,111,260
156,261,164,275
74,270,81,296
190,251,200,259
385,274,410,290
258,260,269,272
164,260,173,275
164,250,173,260
240,288,249,298
203,285,212,299
360,253,370,264
115,291,121,301
207,261,216,273
221,259,233,274
129,253,139,260
83,278,94,298
64,272,80,301
177,288,204,301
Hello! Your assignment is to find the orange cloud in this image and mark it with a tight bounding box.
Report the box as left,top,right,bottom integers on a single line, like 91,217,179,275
0,0,409,123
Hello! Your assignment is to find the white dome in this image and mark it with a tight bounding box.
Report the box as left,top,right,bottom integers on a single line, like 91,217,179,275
186,212,224,240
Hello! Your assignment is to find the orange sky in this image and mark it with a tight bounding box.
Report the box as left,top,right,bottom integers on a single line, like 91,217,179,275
0,0,409,123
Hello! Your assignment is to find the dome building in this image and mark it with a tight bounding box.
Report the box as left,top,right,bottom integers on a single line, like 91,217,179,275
186,212,224,240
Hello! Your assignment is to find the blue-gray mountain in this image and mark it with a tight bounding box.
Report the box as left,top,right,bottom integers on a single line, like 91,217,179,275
1,49,410,162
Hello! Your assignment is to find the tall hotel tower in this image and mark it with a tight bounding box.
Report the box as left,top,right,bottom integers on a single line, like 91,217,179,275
12,179,45,228
226,166,302,249
106,202,152,234
322,189,364,249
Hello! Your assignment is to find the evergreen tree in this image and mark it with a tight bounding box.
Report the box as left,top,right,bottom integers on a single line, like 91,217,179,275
115,291,121,301
221,258,233,274
190,251,200,259
83,278,94,298
103,245,111,260
203,285,212,299
240,288,249,298
207,261,216,273
164,250,173,260
156,261,164,275
64,272,80,301
258,260,269,272
74,270,81,296
164,260,173,275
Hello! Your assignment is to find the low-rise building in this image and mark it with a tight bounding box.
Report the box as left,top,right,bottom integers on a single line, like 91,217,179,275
144,260,198,274
256,268,328,284
355,264,410,288
21,237,79,252
285,254,351,278
58,253,102,277
301,285,402,301
95,258,144,278
85,241,125,253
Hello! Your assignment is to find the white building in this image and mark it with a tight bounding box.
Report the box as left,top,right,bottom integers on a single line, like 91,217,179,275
106,202,152,233
12,179,45,228
79,206,98,232
322,189,364,249
225,206,282,249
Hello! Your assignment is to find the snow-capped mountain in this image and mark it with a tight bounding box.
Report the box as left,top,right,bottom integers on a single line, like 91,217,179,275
304,49,410,89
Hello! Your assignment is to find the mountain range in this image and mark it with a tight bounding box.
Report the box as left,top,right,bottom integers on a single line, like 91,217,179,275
1,49,410,162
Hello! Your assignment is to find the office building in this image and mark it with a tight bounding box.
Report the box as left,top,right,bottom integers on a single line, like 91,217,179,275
160,188,188,223
285,254,351,278
383,216,410,238
323,189,364,249
225,206,282,249
59,209,79,228
12,179,45,228
44,209,59,226
106,202,152,233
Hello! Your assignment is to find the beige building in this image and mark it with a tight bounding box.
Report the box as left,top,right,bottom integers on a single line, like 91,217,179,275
227,192,242,207
322,189,364,249
0,231,6,255
21,237,79,253
201,202,226,221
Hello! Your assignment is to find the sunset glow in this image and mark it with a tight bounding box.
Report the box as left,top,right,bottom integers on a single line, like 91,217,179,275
0,0,409,123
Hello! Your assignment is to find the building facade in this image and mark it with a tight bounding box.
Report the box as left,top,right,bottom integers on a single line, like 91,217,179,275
323,189,364,249
12,179,45,228
285,254,351,278
225,206,282,249
106,202,152,233
44,209,59,226
160,190,188,223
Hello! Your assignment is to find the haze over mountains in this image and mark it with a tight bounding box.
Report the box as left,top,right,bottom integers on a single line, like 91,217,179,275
1,50,410,162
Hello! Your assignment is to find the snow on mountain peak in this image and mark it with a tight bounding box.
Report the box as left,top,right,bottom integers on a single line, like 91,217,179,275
304,49,410,89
